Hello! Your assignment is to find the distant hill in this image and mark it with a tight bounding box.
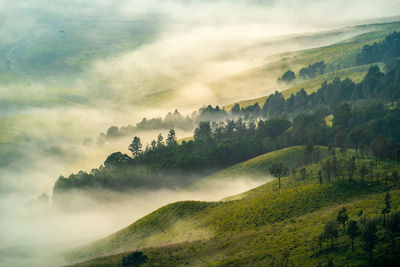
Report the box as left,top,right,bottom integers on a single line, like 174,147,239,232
222,22,400,110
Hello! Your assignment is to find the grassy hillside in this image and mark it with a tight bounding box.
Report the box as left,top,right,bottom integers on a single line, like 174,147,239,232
72,189,400,267
222,22,399,110
203,146,325,180
224,64,379,110
66,148,400,266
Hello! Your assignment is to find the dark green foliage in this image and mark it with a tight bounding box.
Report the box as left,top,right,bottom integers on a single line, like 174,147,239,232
156,133,164,148
263,64,400,120
166,129,177,146
362,220,378,263
347,156,356,182
129,136,142,158
299,61,326,79
269,162,288,189
54,59,400,195
121,251,147,267
322,220,338,248
383,192,391,224
337,207,349,233
360,164,368,185
278,70,296,84
194,121,211,142
318,169,323,185
371,135,399,161
347,220,360,251
325,259,334,267
261,91,286,118
356,31,400,65
387,212,400,254
104,152,132,167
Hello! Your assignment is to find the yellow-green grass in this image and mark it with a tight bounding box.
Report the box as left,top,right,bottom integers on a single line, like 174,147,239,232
68,149,400,266
178,136,194,144
71,188,400,267
224,62,385,110
66,148,398,267
221,24,399,111
205,146,321,180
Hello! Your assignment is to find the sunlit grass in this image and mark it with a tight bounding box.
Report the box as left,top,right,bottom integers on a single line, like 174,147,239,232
69,150,400,266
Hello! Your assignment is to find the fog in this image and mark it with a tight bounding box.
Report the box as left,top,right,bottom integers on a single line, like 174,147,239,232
0,0,399,266
0,176,271,266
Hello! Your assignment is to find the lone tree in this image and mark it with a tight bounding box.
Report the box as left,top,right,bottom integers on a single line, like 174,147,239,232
269,162,288,189
121,251,148,267
323,220,338,248
362,220,378,264
337,207,349,233
382,192,391,224
129,136,142,158
347,220,360,251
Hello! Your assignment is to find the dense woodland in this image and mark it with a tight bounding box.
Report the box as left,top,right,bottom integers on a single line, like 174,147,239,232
54,61,400,194
356,31,400,66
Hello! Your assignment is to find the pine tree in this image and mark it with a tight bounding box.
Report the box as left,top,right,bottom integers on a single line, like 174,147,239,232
129,136,142,158
347,220,360,251
337,207,349,233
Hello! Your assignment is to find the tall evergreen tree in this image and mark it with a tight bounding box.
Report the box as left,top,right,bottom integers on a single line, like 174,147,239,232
129,136,143,158
347,220,360,251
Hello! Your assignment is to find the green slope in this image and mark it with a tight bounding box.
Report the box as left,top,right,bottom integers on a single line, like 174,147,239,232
224,64,380,110
66,146,315,260
65,147,400,267
222,22,400,110
205,146,327,181
72,188,400,267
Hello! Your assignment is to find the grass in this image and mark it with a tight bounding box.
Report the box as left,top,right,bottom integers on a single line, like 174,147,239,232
222,22,399,110
204,146,322,180
66,148,400,266
72,188,400,266
224,62,385,110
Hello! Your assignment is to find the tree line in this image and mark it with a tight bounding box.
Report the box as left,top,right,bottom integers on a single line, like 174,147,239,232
277,61,327,84
356,31,400,66
53,62,400,194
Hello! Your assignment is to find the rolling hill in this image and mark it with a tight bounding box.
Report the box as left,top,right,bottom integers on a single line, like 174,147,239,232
222,22,400,110
65,146,400,266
